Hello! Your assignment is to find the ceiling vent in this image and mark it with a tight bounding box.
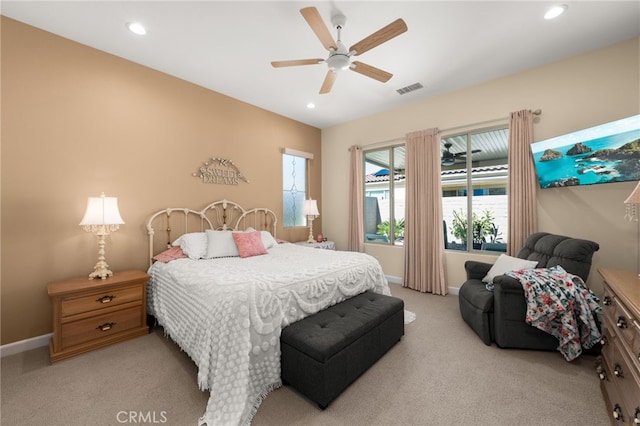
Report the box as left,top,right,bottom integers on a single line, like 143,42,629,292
396,82,424,95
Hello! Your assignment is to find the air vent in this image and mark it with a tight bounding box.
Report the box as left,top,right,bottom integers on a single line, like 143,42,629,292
396,82,424,95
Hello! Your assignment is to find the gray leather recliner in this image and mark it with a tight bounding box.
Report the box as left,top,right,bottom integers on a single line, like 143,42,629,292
458,232,600,350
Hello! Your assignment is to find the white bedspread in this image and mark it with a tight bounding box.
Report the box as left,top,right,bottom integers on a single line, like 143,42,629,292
147,243,391,426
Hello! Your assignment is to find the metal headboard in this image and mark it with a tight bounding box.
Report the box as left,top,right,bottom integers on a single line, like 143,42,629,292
146,199,278,266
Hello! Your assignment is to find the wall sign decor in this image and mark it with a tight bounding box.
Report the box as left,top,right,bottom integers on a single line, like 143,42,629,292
192,157,249,185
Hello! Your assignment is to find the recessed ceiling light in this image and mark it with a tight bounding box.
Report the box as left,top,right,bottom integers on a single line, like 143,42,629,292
306,102,316,109
127,22,147,35
544,5,567,20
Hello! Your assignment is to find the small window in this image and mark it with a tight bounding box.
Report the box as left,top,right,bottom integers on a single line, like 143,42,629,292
282,153,307,227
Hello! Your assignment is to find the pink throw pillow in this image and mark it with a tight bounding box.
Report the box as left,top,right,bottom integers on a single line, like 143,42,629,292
232,231,267,258
153,246,188,263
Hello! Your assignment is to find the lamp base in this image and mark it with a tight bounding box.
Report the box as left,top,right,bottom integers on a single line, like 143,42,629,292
89,260,113,280
307,218,315,243
88,232,114,280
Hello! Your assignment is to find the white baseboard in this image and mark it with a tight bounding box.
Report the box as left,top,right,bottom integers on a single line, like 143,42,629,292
0,333,51,358
387,275,459,295
386,275,403,285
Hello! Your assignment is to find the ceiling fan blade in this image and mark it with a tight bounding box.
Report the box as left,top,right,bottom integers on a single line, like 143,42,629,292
300,7,337,51
453,149,482,157
349,18,407,56
350,61,392,83
319,70,337,94
271,59,324,68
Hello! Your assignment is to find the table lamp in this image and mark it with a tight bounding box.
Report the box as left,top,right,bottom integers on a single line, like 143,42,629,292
80,193,124,279
303,199,320,243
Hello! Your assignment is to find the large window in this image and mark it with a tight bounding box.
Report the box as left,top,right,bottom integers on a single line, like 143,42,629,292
282,153,307,227
363,146,405,245
441,127,509,252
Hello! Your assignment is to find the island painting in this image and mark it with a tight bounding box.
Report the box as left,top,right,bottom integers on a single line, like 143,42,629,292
530,114,640,188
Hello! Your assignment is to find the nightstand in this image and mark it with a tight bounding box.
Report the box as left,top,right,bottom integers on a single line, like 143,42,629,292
295,240,336,250
48,270,149,363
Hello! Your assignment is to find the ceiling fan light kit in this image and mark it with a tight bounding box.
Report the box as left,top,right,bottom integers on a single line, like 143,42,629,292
271,6,407,94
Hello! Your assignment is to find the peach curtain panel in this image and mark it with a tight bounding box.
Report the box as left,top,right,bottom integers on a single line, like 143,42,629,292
403,129,448,295
348,145,365,252
507,110,538,256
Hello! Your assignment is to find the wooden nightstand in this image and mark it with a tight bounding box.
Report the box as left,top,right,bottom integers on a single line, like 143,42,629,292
295,240,336,250
48,270,149,363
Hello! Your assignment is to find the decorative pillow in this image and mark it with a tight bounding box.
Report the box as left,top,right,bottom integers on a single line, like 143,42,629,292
153,246,188,263
205,230,240,258
482,254,538,283
232,231,267,258
172,232,208,260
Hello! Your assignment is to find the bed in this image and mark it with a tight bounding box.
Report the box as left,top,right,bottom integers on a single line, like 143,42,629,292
145,200,391,426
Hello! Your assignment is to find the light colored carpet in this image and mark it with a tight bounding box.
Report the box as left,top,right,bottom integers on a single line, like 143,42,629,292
1,285,609,426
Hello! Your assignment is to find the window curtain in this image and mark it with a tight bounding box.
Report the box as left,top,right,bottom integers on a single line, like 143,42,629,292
348,145,365,252
403,129,448,295
507,110,538,256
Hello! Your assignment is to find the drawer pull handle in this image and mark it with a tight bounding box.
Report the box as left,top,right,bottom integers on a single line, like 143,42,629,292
596,367,606,381
96,322,116,331
96,295,115,304
617,316,628,329
613,404,624,422
603,296,612,306
600,336,608,346
613,364,624,378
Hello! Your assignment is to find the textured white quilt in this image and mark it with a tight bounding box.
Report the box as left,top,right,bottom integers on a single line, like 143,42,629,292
147,243,391,426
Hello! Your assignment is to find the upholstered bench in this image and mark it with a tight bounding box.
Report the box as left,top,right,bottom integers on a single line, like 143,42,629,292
280,290,404,408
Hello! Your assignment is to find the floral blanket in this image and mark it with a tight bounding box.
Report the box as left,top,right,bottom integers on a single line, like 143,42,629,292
147,243,390,425
505,265,601,361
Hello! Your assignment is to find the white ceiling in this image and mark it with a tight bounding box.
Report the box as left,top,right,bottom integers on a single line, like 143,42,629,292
2,1,639,129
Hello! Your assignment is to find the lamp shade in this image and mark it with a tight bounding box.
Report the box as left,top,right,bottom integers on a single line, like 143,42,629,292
303,199,320,217
79,193,124,226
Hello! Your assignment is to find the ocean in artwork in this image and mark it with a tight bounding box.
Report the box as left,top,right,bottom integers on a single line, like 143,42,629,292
531,122,640,189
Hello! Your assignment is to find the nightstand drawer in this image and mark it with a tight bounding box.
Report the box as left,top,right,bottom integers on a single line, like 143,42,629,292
61,305,143,349
61,284,142,317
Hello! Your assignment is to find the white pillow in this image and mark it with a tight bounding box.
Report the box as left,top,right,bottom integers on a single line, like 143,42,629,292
205,230,239,258
482,254,538,283
259,231,278,249
172,232,208,260
244,227,277,249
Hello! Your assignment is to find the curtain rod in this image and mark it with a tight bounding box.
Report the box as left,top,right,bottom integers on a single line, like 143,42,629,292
354,109,542,151
438,109,542,135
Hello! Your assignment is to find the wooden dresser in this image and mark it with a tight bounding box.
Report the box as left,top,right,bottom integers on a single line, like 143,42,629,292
597,268,640,425
48,270,149,363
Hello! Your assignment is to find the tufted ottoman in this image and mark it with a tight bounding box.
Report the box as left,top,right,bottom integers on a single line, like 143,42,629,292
280,290,404,408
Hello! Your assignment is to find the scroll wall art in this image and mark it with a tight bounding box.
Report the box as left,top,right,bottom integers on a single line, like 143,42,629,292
192,157,249,185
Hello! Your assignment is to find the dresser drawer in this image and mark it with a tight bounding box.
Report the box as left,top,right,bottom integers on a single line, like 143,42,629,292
600,359,630,424
603,285,616,324
601,322,617,367
61,284,143,317
633,320,640,368
61,306,143,349
610,337,640,423
613,297,637,349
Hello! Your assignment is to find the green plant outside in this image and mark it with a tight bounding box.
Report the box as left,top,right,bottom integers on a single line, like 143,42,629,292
451,209,495,244
377,218,405,240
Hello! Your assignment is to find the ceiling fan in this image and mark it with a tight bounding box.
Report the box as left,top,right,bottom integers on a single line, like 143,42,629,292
271,7,407,94
441,142,481,166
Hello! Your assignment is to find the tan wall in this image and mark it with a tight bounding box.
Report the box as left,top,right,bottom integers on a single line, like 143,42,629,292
322,37,640,297
0,17,322,345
